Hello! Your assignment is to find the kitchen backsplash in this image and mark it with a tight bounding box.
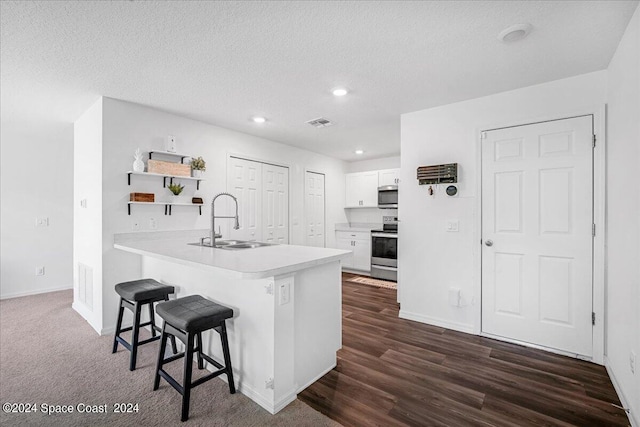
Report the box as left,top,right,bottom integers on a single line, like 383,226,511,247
346,207,398,224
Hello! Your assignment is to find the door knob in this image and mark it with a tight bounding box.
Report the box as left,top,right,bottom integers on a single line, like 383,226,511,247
485,239,493,247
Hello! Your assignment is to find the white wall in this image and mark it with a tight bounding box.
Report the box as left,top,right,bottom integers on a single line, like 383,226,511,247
72,98,104,332
0,122,74,299
76,97,348,333
605,4,640,425
345,156,400,224
399,71,607,332
346,156,400,173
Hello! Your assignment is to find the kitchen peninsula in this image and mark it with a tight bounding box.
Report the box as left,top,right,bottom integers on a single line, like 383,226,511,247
114,230,350,414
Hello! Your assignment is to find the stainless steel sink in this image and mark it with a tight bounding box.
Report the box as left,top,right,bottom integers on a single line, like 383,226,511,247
188,239,273,249
221,242,272,250
213,240,244,246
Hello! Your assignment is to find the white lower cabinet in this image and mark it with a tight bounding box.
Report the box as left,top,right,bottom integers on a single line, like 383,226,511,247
335,231,371,272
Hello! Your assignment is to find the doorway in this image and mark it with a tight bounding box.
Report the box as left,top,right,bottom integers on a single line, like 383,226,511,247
305,171,325,247
481,115,594,357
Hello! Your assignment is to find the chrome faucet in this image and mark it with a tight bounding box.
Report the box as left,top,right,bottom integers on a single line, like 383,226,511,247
209,192,240,246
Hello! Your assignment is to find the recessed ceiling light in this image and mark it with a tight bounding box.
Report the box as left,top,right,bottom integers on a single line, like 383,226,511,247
498,23,533,43
355,150,364,155
332,87,348,97
252,116,266,124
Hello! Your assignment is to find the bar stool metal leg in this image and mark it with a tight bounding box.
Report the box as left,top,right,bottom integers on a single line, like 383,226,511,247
181,332,195,422
219,322,236,394
112,298,125,353
148,303,157,338
196,332,204,370
153,323,168,391
166,295,178,355
130,302,142,371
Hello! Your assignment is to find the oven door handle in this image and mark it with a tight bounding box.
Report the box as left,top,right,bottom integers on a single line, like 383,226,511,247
372,265,397,271
371,233,397,238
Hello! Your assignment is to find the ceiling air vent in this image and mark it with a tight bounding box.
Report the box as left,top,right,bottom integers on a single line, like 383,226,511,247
306,117,334,128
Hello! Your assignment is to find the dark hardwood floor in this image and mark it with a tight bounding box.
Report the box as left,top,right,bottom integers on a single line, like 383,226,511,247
298,273,629,427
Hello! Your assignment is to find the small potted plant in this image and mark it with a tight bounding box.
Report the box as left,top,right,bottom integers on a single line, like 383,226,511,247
191,156,206,178
168,182,185,203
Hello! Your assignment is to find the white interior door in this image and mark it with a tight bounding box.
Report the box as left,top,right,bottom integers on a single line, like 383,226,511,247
263,164,289,244
227,157,262,241
481,115,594,357
305,171,325,247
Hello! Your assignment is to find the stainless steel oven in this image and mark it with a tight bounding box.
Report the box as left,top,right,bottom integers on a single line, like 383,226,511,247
378,185,398,209
371,216,398,282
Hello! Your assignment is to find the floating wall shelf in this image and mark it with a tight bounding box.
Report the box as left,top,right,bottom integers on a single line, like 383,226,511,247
127,171,204,190
127,201,203,216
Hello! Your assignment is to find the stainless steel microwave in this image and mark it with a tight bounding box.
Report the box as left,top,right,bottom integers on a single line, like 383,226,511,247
378,185,398,208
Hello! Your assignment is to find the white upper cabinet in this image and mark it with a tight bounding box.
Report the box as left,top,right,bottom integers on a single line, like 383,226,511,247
378,168,400,186
345,168,400,208
345,171,379,208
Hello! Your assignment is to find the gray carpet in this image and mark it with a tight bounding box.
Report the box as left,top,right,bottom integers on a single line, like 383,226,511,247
0,290,341,427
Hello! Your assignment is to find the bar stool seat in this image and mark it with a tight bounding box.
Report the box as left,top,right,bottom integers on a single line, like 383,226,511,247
154,295,235,422
115,279,175,302
155,295,233,332
112,278,177,371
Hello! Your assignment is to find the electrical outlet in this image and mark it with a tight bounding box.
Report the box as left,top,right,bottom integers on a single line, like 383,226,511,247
631,351,636,374
35,266,45,276
132,221,140,231
279,282,290,305
149,217,157,230
35,217,49,227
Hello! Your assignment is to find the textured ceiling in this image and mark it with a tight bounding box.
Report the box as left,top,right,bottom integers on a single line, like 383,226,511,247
1,1,637,161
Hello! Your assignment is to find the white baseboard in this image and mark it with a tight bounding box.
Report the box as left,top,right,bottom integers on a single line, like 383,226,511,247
399,309,474,334
213,368,295,414
297,362,336,393
273,389,298,414
605,356,638,427
101,326,116,336
0,285,72,300
71,302,102,335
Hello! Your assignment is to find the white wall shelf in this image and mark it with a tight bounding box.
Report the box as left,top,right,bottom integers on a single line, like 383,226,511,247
127,171,204,190
148,150,192,163
127,201,203,216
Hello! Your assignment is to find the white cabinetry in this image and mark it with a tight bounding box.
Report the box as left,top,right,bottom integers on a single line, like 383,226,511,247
345,171,378,208
335,231,371,272
378,168,400,186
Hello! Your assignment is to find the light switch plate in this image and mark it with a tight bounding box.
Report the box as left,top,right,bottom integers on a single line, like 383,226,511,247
166,135,177,153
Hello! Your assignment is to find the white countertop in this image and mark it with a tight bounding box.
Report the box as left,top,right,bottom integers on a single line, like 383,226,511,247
114,230,351,279
334,223,381,232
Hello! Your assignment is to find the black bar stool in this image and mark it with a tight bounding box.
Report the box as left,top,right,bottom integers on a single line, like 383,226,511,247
153,295,236,422
112,278,177,371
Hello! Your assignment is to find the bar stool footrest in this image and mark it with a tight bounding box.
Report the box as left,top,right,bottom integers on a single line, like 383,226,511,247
158,369,184,395
191,369,226,388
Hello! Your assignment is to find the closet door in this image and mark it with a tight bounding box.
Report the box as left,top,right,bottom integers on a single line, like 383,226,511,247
262,164,289,244
227,157,262,241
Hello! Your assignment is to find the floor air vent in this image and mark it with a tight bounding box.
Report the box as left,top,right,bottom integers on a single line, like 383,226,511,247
306,117,334,128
